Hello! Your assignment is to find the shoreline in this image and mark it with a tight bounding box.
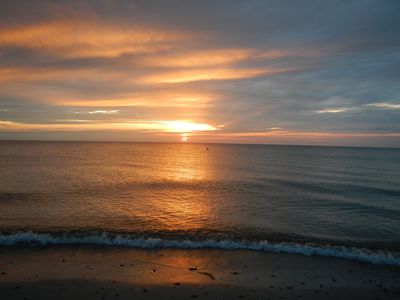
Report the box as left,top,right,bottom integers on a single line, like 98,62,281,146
1,231,399,266
1,246,399,299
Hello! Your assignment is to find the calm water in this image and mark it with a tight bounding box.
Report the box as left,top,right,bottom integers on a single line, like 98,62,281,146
1,141,400,264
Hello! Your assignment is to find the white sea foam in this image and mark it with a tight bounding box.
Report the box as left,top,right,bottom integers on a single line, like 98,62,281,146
0,231,399,266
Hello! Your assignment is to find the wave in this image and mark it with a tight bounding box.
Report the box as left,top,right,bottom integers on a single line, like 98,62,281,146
0,231,399,266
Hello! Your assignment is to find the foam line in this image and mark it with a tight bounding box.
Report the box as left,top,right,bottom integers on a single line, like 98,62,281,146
0,231,399,266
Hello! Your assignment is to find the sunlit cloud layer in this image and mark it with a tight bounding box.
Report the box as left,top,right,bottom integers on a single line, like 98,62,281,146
143,68,292,84
316,107,358,114
0,21,188,58
0,120,217,133
366,103,400,109
0,0,399,147
88,110,119,114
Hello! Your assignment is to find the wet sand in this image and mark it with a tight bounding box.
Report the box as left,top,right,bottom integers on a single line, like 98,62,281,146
0,246,399,299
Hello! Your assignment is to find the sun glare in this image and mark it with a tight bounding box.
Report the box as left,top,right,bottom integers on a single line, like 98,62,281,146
161,121,216,133
181,134,188,142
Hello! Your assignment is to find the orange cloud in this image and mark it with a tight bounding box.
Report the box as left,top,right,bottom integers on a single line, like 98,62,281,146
139,48,315,69
58,92,214,108
0,21,189,58
141,49,253,68
143,67,294,84
0,86,214,109
0,67,104,83
0,120,217,133
0,63,294,86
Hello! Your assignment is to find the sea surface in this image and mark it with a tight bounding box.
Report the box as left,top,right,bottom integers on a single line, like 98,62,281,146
1,141,400,265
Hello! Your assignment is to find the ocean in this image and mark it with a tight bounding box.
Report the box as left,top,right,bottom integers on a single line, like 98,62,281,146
0,141,399,265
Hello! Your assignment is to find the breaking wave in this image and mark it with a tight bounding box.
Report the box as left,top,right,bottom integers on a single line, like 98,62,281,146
0,231,399,266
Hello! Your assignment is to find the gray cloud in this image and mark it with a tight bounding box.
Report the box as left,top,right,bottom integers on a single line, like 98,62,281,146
0,0,399,146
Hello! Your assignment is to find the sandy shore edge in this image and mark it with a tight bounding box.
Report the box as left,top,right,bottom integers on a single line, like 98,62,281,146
1,246,399,299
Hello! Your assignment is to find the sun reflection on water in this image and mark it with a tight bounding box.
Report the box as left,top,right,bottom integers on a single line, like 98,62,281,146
150,144,214,230
107,144,216,232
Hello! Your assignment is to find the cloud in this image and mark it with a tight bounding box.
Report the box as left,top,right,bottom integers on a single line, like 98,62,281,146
0,0,399,146
0,119,217,133
0,21,189,58
138,48,307,68
316,107,361,114
142,67,294,84
314,101,400,114
56,119,94,123
0,120,18,126
88,110,119,114
365,102,400,109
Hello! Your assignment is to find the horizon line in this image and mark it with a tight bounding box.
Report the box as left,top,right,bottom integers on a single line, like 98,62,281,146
0,139,398,150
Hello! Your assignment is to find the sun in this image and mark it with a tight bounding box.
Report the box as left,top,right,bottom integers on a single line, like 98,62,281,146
181,134,188,142
162,121,216,133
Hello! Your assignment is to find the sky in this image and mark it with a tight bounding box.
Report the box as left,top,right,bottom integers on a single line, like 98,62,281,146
0,0,399,147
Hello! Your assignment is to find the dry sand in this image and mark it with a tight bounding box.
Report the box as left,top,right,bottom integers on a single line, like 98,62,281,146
0,246,399,299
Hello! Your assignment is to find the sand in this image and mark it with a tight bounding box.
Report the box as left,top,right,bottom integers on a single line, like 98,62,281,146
0,246,399,299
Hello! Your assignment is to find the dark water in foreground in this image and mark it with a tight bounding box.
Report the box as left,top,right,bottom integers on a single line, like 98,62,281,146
0,141,399,265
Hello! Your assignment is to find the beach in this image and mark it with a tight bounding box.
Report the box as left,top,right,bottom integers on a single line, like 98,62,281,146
2,0,400,298
1,246,399,300
1,143,399,299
